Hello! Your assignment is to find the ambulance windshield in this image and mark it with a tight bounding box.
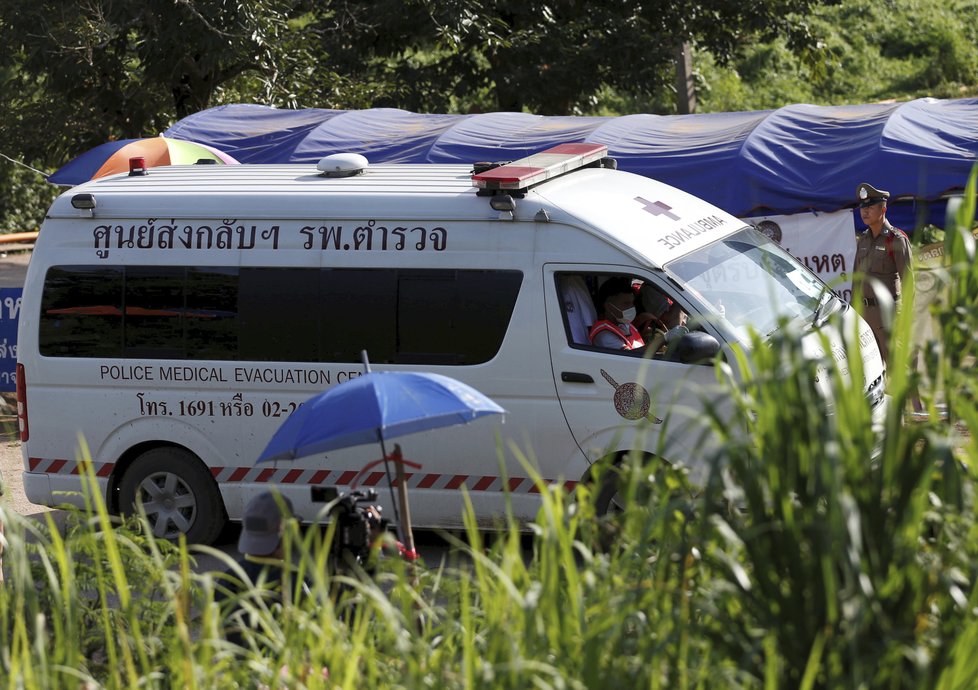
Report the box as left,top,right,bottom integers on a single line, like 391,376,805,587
665,226,830,344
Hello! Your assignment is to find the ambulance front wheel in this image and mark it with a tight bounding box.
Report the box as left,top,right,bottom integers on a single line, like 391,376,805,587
118,447,227,545
593,453,684,516
594,461,627,516
589,458,632,553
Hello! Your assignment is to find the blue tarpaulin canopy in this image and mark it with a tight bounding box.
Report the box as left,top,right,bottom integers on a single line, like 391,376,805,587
164,99,978,223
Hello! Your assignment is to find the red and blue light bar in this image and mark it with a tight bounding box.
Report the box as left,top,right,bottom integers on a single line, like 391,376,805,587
472,143,609,191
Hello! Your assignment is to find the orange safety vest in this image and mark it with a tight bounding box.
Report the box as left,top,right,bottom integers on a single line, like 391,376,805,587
588,320,645,350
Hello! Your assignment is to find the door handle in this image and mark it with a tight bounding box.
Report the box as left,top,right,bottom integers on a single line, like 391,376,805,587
561,371,594,383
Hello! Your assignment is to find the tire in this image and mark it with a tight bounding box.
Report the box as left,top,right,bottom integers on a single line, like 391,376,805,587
593,454,677,516
588,460,629,553
594,461,626,516
118,447,226,544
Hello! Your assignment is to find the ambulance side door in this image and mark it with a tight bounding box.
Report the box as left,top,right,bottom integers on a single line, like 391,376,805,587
544,264,723,479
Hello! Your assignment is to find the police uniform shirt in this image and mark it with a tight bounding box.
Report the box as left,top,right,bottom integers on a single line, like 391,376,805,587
853,222,912,303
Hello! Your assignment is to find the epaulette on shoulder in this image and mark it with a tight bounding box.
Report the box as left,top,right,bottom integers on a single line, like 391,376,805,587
883,224,909,261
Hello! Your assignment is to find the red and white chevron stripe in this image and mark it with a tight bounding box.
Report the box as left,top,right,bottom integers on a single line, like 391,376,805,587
28,456,115,477
27,456,579,495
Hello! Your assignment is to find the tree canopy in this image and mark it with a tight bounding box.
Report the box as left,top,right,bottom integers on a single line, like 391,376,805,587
1,0,976,231
305,0,830,115
0,0,318,162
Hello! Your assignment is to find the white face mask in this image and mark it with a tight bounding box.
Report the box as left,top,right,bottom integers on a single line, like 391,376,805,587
619,306,637,323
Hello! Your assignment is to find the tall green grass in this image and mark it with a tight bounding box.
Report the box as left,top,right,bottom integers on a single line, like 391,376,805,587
694,164,978,689
1,168,977,689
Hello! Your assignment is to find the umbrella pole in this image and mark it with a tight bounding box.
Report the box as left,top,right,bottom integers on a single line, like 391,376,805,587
363,350,404,535
357,351,418,565
376,437,402,535
390,443,416,558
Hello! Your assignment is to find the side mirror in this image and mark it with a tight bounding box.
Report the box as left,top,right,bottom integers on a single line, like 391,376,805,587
667,331,721,364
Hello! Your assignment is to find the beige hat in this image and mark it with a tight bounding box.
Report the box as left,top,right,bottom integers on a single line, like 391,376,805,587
856,182,889,207
238,491,293,556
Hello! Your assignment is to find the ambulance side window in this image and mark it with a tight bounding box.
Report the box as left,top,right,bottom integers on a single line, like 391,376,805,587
557,272,645,352
555,272,687,359
39,266,124,358
39,265,522,366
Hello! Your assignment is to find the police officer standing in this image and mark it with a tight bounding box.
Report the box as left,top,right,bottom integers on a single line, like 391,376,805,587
853,182,913,363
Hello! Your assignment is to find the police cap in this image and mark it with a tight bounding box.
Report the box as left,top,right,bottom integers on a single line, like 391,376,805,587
856,182,889,208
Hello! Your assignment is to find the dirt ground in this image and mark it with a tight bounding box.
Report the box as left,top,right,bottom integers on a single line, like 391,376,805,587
1,429,60,583
0,251,35,513
0,432,242,580
1,433,54,521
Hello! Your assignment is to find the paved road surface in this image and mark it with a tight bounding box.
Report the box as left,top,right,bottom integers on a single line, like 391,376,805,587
0,248,31,288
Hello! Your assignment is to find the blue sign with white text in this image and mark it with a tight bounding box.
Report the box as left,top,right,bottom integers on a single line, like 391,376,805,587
0,288,22,392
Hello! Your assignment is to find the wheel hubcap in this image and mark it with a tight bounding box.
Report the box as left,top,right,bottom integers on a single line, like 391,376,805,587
136,471,197,539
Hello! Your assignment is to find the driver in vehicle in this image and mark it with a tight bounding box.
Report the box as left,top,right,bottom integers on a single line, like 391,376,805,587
635,283,689,355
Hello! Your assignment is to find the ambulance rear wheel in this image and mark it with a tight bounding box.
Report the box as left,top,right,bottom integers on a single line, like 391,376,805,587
119,447,226,545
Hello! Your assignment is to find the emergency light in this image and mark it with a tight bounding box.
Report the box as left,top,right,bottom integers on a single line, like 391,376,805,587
472,143,609,192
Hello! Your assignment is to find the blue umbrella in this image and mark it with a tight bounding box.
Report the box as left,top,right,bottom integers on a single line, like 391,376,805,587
257,367,505,558
257,371,505,464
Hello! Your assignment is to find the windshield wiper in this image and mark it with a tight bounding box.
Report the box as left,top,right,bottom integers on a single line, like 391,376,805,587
812,289,834,327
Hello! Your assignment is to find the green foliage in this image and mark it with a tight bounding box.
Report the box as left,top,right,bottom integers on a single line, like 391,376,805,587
697,319,973,687
0,159,57,233
309,0,829,115
696,0,978,112
0,0,325,163
917,224,946,247
2,0,975,234
933,165,978,419
692,164,978,688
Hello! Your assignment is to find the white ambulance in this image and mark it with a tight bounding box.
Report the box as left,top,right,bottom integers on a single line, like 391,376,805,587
16,144,887,542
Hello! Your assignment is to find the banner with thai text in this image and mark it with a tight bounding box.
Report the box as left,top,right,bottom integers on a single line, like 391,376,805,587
745,210,856,302
0,288,22,392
